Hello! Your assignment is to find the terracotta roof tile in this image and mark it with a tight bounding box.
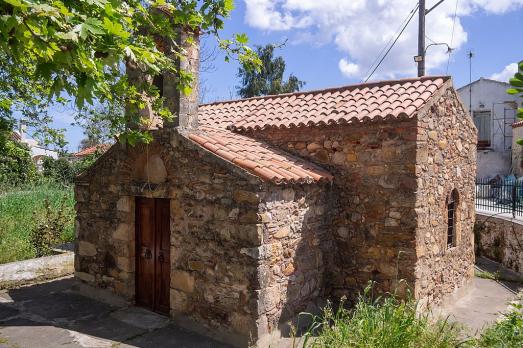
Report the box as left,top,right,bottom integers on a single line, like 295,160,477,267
198,76,449,131
73,144,111,158
512,120,523,129
187,127,333,185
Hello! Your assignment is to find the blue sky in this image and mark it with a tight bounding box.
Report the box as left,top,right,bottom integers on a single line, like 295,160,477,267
52,0,523,152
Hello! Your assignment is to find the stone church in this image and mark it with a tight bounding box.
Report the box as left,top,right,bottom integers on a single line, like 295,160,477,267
74,30,477,348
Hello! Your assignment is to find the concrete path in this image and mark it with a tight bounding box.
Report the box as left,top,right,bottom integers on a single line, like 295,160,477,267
1,260,522,347
436,258,523,334
0,277,232,348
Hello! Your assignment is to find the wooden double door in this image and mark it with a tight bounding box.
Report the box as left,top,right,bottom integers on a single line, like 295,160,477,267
135,197,170,315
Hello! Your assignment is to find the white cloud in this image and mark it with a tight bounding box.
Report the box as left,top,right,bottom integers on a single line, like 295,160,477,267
243,0,523,80
489,63,518,82
339,58,360,77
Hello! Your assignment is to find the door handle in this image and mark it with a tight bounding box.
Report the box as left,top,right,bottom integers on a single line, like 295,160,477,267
158,252,165,263
142,247,152,259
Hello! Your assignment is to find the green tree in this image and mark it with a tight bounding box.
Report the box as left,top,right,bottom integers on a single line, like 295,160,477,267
237,44,305,98
75,101,120,150
0,0,260,145
509,61,523,146
0,119,37,185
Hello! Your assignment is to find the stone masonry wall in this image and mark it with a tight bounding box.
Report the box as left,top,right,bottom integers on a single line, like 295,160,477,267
414,86,477,306
75,129,266,344
476,213,523,274
249,120,419,299
253,184,332,342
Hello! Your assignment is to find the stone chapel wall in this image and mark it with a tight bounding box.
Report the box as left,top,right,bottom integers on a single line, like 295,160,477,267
249,120,420,299
413,87,477,305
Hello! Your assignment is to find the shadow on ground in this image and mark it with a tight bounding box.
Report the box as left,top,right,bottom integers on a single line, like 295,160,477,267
0,277,231,348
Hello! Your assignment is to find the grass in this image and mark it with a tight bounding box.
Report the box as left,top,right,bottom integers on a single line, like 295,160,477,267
474,303,523,347
297,287,463,348
297,284,523,348
0,181,74,264
475,269,501,281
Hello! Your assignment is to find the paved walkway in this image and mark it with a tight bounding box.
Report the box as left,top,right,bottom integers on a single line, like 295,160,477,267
1,262,522,347
436,257,523,334
0,277,231,348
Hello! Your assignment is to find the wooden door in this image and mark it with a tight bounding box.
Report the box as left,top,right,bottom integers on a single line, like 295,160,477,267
135,197,170,315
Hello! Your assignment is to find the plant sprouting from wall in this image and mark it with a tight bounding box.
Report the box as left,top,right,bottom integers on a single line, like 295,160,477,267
509,61,523,145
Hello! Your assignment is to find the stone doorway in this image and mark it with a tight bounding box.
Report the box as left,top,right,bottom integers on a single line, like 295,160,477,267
135,197,171,315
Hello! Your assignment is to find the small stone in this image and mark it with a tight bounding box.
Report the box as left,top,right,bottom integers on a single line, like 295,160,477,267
274,226,290,239
233,190,259,204
332,151,345,165
294,142,306,150
75,271,95,283
283,263,295,276
113,223,130,241
116,197,131,212
428,131,438,140
346,153,357,162
438,140,447,149
384,218,399,227
337,227,349,239
258,212,272,223
389,211,401,219
228,208,239,220
282,188,295,201
78,241,97,257
188,260,205,272
306,143,323,152
172,271,195,293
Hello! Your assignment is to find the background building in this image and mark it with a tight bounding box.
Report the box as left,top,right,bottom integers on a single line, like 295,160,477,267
457,78,519,179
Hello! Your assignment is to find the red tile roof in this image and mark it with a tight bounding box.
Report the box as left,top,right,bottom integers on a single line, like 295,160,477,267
188,126,333,185
199,76,449,132
188,76,450,185
512,120,523,129
74,144,111,158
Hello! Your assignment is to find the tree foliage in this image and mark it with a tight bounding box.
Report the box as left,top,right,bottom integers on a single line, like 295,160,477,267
0,0,260,145
237,44,305,98
75,101,120,150
0,118,37,185
509,61,523,146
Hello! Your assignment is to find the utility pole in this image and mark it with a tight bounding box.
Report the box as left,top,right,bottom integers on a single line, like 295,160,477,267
417,0,447,77
417,0,426,77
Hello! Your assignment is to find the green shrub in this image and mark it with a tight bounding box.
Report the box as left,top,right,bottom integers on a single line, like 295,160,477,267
0,140,37,186
42,156,75,184
0,181,74,263
299,284,463,348
474,303,523,347
29,195,71,257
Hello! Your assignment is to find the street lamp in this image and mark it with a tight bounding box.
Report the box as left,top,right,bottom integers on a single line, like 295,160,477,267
414,43,453,72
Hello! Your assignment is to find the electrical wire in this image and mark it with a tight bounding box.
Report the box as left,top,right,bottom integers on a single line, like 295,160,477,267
446,0,459,74
361,3,419,82
363,3,419,82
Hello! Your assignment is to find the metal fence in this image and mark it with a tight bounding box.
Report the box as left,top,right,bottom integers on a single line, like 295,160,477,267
476,178,523,218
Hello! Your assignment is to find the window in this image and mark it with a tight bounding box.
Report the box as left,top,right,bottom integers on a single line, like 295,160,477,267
152,74,164,98
447,190,458,249
473,111,491,149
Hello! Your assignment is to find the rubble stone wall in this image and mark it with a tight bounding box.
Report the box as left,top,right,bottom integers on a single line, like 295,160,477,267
413,87,477,305
255,184,333,340
476,213,523,275
75,129,266,343
249,120,420,299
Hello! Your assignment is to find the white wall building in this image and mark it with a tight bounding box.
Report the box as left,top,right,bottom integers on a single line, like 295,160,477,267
12,124,58,171
457,77,519,179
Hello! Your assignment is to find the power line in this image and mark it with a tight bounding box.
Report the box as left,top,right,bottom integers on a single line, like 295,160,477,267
364,3,419,82
446,0,459,74
361,4,419,82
